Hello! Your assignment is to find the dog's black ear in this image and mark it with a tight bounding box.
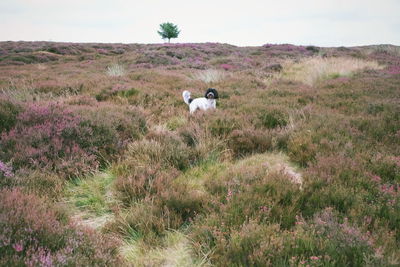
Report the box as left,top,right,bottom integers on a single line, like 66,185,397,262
205,88,219,99
212,88,219,99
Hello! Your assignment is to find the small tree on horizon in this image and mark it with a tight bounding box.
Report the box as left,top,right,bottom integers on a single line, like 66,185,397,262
158,22,180,43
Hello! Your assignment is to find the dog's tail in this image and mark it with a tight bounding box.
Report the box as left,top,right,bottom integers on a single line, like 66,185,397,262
182,90,192,105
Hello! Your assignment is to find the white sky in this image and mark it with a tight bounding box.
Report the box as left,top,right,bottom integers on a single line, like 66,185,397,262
1,0,399,47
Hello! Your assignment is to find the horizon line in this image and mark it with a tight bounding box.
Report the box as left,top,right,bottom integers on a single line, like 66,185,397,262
0,39,398,49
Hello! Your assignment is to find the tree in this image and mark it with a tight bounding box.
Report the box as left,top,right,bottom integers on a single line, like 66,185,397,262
158,22,180,43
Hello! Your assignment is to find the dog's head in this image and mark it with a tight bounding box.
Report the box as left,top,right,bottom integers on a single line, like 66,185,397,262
205,88,219,99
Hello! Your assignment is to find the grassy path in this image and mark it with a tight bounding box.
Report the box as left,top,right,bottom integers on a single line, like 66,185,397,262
63,152,302,266
64,170,209,266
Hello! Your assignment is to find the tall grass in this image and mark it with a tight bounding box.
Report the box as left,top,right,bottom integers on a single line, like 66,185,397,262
282,56,383,86
120,230,210,266
106,63,126,77
191,69,227,83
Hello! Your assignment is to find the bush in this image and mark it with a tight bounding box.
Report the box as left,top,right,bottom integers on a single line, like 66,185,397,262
113,130,194,204
290,208,378,266
74,104,147,164
228,129,273,157
0,102,99,178
0,188,121,266
160,181,208,224
209,115,241,138
257,109,288,129
191,167,302,265
368,154,400,183
0,97,22,134
192,208,379,266
287,133,317,167
106,200,180,245
0,168,64,200
0,102,147,178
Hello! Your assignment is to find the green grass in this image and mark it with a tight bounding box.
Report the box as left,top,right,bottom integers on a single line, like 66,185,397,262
65,171,117,216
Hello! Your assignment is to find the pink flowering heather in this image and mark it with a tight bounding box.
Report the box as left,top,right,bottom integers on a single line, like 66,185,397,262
12,242,23,252
226,189,233,201
0,160,13,177
0,102,98,178
370,174,382,183
385,64,400,75
220,63,234,71
259,206,270,213
379,183,400,197
0,188,121,266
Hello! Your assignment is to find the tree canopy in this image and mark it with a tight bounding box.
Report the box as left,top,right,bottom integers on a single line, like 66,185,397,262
158,22,180,43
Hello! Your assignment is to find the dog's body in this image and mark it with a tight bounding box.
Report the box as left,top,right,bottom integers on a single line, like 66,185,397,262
182,88,218,114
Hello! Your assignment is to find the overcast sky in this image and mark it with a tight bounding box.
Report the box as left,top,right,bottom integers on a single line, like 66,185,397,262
1,0,399,47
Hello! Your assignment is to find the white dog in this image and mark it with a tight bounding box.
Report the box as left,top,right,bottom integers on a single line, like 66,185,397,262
182,88,219,114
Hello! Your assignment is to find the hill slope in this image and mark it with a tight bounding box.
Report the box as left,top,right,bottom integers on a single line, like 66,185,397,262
0,41,399,266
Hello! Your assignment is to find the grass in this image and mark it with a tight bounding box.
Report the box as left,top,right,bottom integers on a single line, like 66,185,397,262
65,171,117,219
190,69,227,83
106,63,126,77
120,230,210,267
282,56,383,86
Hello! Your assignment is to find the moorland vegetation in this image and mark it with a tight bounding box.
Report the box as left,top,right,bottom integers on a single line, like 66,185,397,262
0,41,399,266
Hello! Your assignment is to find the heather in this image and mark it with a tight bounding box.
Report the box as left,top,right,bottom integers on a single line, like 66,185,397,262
0,41,399,266
0,188,121,266
0,101,146,178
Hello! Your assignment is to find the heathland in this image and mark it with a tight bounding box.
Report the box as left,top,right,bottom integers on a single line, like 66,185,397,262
0,41,399,266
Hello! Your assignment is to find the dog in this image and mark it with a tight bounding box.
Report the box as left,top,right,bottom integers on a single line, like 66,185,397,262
182,88,219,114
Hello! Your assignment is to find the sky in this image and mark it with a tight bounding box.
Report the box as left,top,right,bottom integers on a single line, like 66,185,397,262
1,0,399,47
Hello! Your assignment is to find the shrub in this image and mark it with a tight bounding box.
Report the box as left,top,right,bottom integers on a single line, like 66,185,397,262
114,160,179,204
291,208,378,266
74,104,147,159
113,130,194,204
192,208,379,266
228,129,273,157
95,84,139,102
145,129,194,170
287,133,317,167
0,97,22,134
0,101,147,178
368,154,400,183
106,200,180,245
1,169,64,200
257,109,288,129
0,102,99,178
190,158,303,265
0,160,13,179
160,181,209,224
208,114,241,138
166,116,187,131
0,188,121,266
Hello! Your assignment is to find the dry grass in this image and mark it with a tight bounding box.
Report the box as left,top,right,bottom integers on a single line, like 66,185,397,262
106,63,126,77
190,69,227,83
362,44,400,57
282,56,383,86
228,153,303,187
120,230,210,266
